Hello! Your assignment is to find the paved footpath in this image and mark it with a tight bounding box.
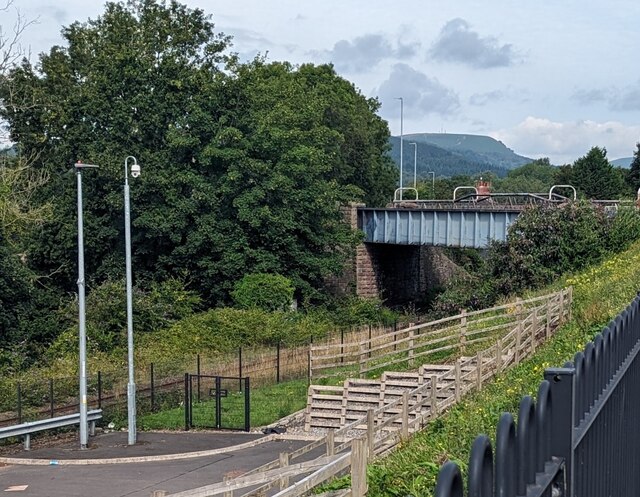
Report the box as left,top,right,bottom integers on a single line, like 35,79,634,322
0,431,313,497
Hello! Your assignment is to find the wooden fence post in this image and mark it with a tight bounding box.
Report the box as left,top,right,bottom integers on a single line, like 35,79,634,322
459,310,467,355
531,309,538,353
430,375,439,417
279,452,290,490
476,351,483,391
366,409,375,458
351,437,368,497
308,343,313,381
408,329,415,367
358,342,367,379
326,429,335,456
546,295,552,339
559,290,565,323
455,359,461,402
496,339,503,373
567,287,573,320
515,320,522,364
401,391,409,440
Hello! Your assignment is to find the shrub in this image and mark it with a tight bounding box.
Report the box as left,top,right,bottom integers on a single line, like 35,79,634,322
140,306,332,359
432,202,615,313
604,206,640,253
231,273,294,312
51,278,200,355
326,296,398,327
487,202,607,296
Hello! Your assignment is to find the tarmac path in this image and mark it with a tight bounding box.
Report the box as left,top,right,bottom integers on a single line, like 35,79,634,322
0,431,315,497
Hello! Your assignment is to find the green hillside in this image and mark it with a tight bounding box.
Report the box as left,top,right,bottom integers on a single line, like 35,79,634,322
388,133,532,179
611,157,633,168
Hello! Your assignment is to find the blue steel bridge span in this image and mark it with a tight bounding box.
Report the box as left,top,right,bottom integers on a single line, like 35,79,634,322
358,202,523,248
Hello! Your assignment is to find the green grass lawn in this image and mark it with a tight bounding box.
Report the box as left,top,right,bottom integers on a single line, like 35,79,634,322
139,378,310,430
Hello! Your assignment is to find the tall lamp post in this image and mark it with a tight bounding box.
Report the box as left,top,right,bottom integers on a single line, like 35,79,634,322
428,171,435,198
410,142,417,189
124,156,140,445
75,161,99,449
395,97,404,200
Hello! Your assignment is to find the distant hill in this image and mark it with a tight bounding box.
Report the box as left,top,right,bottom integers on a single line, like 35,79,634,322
0,145,17,157
388,133,533,179
611,157,633,168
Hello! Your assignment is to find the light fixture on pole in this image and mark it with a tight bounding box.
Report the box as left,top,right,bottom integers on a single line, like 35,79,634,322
395,97,404,200
124,155,140,445
75,160,98,449
410,142,417,189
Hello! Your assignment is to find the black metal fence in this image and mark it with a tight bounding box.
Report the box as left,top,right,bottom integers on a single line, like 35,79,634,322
184,374,250,432
435,293,640,497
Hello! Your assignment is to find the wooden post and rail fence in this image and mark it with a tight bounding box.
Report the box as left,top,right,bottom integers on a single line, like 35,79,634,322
152,288,572,497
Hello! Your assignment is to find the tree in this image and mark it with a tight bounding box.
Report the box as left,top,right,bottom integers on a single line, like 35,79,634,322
571,146,625,199
0,0,396,307
495,158,556,194
626,143,640,195
0,0,36,144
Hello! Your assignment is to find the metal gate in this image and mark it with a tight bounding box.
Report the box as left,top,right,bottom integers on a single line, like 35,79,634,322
184,374,250,432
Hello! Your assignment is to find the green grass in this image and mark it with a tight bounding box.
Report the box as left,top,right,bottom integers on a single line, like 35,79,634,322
139,379,310,430
358,242,640,497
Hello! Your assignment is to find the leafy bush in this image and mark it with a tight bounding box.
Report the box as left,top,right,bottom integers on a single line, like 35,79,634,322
231,273,294,312
431,276,495,317
50,278,200,355
604,206,640,253
432,202,619,314
483,202,606,296
323,296,398,327
140,307,332,359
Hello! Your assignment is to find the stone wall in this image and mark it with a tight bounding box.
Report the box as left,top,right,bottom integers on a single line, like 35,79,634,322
327,203,467,303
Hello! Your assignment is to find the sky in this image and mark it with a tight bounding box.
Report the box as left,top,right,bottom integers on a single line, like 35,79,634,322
3,0,640,164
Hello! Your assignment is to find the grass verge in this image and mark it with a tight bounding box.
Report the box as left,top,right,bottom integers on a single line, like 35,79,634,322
139,379,310,430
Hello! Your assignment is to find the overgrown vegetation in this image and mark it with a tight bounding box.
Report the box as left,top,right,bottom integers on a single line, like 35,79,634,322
231,273,295,312
432,202,640,316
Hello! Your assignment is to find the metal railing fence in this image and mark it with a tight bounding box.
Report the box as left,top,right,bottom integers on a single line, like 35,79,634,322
434,293,640,497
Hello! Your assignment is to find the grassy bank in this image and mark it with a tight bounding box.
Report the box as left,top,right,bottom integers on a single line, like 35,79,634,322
363,241,640,497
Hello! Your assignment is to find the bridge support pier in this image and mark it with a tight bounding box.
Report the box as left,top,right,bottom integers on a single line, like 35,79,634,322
326,203,467,304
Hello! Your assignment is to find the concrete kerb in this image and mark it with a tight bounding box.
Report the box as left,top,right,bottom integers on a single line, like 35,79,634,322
0,432,321,466
0,434,278,466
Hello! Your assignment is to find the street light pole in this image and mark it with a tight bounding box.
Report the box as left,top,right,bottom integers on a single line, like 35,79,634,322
410,142,417,189
124,155,140,446
396,97,404,200
75,161,98,449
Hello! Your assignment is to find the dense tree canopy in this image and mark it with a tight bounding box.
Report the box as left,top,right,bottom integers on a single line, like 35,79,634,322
0,0,396,306
627,143,640,195
571,147,625,199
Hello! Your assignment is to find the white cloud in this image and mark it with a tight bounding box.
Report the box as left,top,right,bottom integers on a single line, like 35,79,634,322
491,117,640,164
319,33,419,73
429,18,518,69
377,63,459,118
